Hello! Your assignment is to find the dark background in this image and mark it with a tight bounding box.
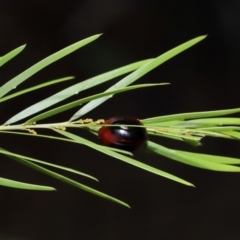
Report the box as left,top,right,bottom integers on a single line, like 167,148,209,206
0,1,240,239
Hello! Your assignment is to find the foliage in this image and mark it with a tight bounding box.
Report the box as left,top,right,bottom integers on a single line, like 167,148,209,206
0,34,239,208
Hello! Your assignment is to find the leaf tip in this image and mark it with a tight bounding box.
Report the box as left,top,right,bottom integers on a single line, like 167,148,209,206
125,203,131,209
95,33,103,38
199,35,208,40
192,35,208,44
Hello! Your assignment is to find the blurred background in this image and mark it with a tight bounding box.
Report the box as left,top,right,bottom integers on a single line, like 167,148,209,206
0,1,240,239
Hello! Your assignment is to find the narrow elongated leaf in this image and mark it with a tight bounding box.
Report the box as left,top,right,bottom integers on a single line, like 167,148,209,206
174,118,240,128
0,148,129,207
221,130,240,140
143,108,240,124
147,130,202,143
0,147,97,181
0,45,26,67
197,126,240,132
0,76,74,103
143,120,183,127
0,177,55,191
6,59,152,125
0,130,133,156
147,141,240,171
176,149,240,165
175,129,231,138
73,35,206,119
25,83,168,124
53,129,194,187
0,34,101,99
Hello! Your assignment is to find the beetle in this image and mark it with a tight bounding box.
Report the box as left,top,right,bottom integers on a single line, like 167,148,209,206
98,116,148,152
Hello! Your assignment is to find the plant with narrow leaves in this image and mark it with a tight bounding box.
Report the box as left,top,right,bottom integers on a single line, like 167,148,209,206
0,34,240,208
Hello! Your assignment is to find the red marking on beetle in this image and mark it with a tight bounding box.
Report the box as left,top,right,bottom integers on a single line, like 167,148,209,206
98,116,148,153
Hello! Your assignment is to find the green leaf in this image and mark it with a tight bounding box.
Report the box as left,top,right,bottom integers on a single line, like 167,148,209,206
73,35,207,119
142,108,240,124
179,129,231,138
0,148,129,208
5,59,152,125
0,76,74,103
0,34,101,99
0,130,133,156
147,141,240,171
146,124,202,142
0,177,55,191
176,149,240,165
195,126,240,132
25,83,168,124
0,146,98,181
174,118,240,128
0,45,26,67
53,129,194,187
143,120,183,127
221,130,240,140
